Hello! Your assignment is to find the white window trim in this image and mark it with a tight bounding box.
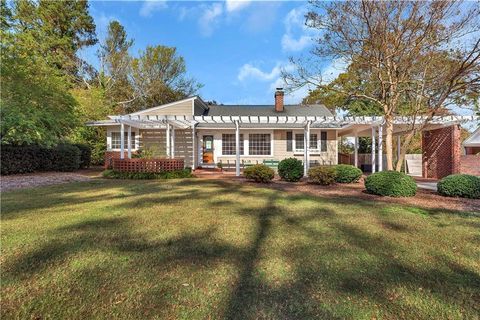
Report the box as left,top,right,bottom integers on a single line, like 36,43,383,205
212,130,274,158
292,130,327,155
221,133,245,156
107,128,139,151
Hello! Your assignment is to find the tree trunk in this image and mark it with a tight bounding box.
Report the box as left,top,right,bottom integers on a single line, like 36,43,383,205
385,115,394,170
395,131,415,171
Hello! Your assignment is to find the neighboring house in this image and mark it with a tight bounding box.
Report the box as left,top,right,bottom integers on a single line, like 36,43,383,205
88,89,478,179
463,127,480,155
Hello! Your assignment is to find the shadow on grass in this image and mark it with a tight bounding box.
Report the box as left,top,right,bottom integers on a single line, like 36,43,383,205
2,178,480,318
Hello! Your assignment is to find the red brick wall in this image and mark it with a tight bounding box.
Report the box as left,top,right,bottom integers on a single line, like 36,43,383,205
460,155,480,176
422,125,461,179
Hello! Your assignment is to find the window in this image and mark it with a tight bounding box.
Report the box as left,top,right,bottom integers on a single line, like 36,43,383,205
295,134,304,150
111,132,135,149
295,134,318,151
286,131,293,151
222,134,244,155
249,134,271,155
321,131,327,152
310,134,318,149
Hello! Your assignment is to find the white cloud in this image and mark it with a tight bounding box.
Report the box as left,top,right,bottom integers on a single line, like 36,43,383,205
139,0,167,18
281,7,315,52
281,34,311,52
198,3,223,36
226,0,251,13
238,63,282,82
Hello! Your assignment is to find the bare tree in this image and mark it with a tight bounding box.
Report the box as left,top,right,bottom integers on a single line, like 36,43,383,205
283,0,480,170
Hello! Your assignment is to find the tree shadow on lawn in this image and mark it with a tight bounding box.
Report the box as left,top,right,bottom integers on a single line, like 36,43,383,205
2,179,480,319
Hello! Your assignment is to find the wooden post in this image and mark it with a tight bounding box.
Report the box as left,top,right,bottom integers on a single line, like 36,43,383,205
304,122,310,176
127,125,132,159
166,123,171,158
371,127,376,173
171,127,175,158
235,121,240,176
354,132,358,168
378,125,383,171
192,124,196,170
120,122,125,160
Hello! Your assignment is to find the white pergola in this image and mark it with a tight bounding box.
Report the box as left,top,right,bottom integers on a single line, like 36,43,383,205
89,115,478,177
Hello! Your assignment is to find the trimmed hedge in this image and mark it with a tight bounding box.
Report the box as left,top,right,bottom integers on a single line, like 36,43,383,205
102,168,193,180
1,144,86,175
73,143,92,169
308,166,337,185
278,158,304,182
335,164,363,183
437,174,480,199
244,164,274,183
365,171,417,197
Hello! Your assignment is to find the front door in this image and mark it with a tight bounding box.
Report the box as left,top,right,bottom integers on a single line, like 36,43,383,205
202,135,214,164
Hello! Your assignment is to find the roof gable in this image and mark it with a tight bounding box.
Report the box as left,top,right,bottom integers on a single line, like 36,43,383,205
127,96,208,117
463,126,480,146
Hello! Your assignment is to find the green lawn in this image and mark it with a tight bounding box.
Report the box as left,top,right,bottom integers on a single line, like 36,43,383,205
1,178,479,319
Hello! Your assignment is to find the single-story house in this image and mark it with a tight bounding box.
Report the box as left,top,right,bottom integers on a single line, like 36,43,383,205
463,127,480,155
88,89,478,179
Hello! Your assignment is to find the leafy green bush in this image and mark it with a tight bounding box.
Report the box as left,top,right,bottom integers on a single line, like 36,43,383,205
73,143,92,169
437,174,480,199
102,168,194,180
308,166,337,185
1,144,82,174
51,144,81,172
335,164,363,183
364,171,417,197
278,158,304,182
244,164,274,183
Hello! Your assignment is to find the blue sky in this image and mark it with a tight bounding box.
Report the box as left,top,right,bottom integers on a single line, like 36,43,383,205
82,0,337,105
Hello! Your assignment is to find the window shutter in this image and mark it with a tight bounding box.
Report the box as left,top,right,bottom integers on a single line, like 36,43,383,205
286,131,292,151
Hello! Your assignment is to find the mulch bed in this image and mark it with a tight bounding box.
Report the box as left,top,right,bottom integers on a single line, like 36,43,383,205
1,171,92,192
196,171,480,213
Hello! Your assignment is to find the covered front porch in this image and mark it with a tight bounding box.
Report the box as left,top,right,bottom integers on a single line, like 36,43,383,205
89,115,476,178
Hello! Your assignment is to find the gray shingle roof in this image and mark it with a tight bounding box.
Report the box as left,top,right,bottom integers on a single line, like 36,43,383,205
204,104,333,117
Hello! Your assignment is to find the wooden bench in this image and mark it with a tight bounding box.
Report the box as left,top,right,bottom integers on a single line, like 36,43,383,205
263,160,279,168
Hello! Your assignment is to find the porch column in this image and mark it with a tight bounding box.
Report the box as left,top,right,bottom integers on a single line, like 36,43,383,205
120,122,125,160
171,127,175,158
235,120,240,177
397,135,401,163
127,125,132,159
354,132,358,168
192,124,196,170
166,123,171,158
378,125,383,171
371,127,376,173
304,121,310,176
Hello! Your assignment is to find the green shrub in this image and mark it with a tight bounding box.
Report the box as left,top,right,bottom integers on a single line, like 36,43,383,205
437,174,480,199
0,144,81,174
1,145,39,174
51,144,81,172
308,166,337,185
335,164,363,183
102,168,194,180
73,143,92,169
278,158,304,182
365,171,417,197
244,164,274,183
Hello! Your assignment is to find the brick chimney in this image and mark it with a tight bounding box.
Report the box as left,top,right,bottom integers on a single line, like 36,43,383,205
274,88,284,112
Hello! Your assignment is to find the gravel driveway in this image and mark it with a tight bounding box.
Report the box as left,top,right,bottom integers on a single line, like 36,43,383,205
1,172,92,192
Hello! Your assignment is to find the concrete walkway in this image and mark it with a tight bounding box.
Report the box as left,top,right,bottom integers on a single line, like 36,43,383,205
414,178,438,191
